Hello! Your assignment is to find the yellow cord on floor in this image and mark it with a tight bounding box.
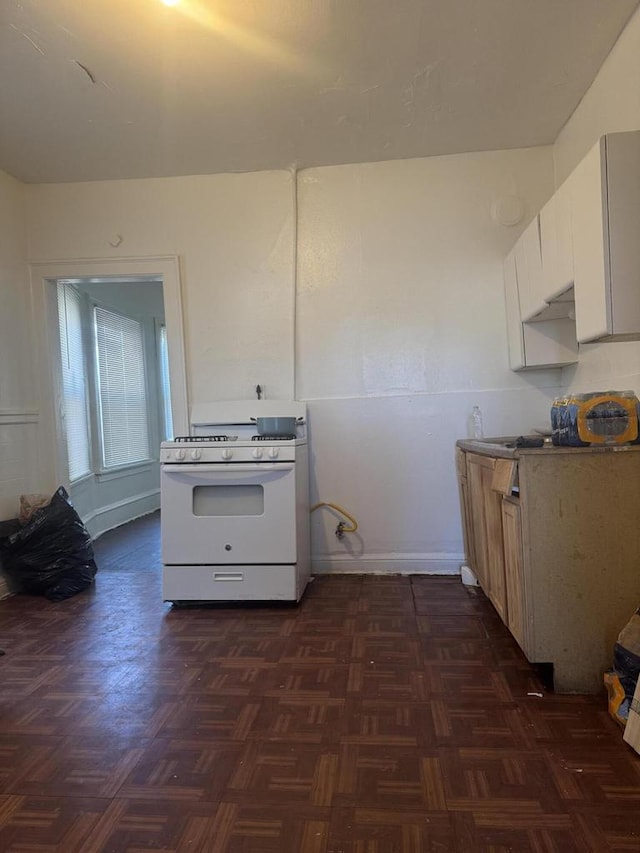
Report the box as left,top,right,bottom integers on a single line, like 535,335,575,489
310,501,358,533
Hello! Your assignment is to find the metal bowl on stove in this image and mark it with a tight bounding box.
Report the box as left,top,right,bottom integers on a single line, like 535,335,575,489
251,416,302,436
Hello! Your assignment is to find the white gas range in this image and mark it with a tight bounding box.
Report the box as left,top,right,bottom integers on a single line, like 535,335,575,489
160,401,310,603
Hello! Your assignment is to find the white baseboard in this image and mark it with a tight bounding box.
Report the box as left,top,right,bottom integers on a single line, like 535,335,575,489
83,490,160,540
311,553,464,575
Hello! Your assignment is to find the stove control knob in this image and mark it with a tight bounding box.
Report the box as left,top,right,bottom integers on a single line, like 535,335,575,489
191,449,201,461
221,448,233,461
175,448,186,461
268,447,279,460
252,447,263,459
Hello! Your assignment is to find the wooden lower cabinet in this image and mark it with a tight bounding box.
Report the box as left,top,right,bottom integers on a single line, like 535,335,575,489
501,496,528,653
455,448,476,576
465,453,507,621
456,443,640,694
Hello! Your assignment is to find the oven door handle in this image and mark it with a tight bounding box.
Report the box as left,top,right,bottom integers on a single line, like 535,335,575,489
162,463,295,474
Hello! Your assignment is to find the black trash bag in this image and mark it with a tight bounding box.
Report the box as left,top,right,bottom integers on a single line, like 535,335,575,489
0,486,97,601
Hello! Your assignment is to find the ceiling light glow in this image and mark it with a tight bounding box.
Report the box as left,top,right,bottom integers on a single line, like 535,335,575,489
161,0,180,7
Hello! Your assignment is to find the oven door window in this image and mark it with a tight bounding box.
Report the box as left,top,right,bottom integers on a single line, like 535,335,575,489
193,484,263,517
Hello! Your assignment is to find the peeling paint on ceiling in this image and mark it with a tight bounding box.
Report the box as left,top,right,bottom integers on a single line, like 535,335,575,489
0,0,638,183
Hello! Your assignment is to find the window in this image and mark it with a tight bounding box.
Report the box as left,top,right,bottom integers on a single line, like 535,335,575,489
158,324,174,440
57,282,91,481
94,305,150,468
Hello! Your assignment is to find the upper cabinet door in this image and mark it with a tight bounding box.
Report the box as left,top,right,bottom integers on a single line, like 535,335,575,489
518,216,547,322
605,132,640,339
571,130,640,343
504,249,525,371
570,138,610,341
539,178,574,302
503,248,578,372
554,177,575,298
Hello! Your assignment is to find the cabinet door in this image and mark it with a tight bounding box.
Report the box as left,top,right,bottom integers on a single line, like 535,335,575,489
504,249,578,372
501,498,528,654
455,449,475,569
539,179,574,301
571,131,640,342
519,217,546,322
605,131,640,338
467,455,489,590
483,472,507,623
458,474,476,571
503,250,525,371
554,177,575,298
466,454,507,621
570,137,610,342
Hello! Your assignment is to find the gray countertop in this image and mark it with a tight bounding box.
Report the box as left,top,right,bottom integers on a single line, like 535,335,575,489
456,437,640,458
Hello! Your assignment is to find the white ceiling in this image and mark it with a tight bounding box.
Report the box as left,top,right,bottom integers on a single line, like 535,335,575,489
1,0,638,184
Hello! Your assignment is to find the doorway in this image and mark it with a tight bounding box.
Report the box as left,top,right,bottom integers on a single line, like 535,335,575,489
29,257,188,540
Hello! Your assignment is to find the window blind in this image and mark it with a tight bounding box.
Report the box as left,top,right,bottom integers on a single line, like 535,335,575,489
159,325,174,440
57,282,91,481
94,306,150,468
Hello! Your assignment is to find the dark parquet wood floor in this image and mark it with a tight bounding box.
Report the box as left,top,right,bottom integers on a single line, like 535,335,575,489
0,512,639,851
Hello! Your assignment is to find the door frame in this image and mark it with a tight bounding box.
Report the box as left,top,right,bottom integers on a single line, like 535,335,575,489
30,255,189,492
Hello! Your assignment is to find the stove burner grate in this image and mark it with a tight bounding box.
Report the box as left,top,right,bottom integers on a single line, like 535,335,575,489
174,435,229,442
251,434,296,441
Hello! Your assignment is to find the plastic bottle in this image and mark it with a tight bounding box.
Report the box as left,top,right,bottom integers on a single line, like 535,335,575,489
472,405,484,439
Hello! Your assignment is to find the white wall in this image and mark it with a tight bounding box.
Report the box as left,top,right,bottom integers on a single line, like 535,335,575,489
25,171,296,403
27,0,640,569
554,6,640,185
12,7,640,574
0,169,34,596
0,170,37,522
25,149,557,573
554,6,640,395
297,149,559,572
32,0,640,572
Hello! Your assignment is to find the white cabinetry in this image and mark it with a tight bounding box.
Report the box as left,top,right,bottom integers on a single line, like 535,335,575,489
517,216,546,322
504,249,578,371
570,130,640,342
503,130,640,368
539,176,574,303
516,178,576,327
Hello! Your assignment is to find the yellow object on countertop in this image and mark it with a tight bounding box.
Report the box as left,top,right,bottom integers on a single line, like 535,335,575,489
551,391,639,446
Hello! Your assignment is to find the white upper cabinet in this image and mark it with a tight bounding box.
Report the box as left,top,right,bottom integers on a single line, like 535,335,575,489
503,249,578,371
517,216,546,322
515,179,576,325
570,130,640,342
503,129,640,370
539,176,574,301
504,249,525,370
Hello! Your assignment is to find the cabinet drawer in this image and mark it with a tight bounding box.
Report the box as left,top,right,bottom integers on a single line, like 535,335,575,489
163,564,302,602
